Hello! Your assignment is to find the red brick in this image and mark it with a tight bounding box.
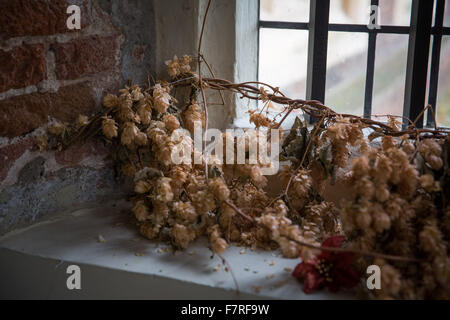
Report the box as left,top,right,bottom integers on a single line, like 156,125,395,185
0,0,87,39
52,35,119,80
55,139,109,167
0,44,47,93
0,138,34,182
0,82,97,138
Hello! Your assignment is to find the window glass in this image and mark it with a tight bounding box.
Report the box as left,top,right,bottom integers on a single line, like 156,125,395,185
329,0,371,24
445,0,450,27
260,0,310,22
437,36,450,126
259,28,309,101
325,32,368,116
372,34,409,121
257,28,309,128
379,0,412,26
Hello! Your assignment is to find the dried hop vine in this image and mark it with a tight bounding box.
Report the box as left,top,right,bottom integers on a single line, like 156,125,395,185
41,48,450,300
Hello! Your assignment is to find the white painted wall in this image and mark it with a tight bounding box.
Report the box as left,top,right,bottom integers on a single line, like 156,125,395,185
153,0,259,130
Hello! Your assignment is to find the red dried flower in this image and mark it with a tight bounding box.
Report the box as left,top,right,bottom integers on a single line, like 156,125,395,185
292,235,360,294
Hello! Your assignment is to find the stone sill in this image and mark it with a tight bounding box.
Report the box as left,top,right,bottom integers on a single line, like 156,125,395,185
0,200,353,299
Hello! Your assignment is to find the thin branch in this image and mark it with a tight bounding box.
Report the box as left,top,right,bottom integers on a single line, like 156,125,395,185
284,114,327,200
286,236,421,263
223,198,420,263
197,0,212,184
224,200,254,223
218,253,240,294
200,53,225,106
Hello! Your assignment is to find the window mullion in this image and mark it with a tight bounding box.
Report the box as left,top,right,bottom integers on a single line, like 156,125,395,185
364,0,379,119
306,0,330,123
364,32,377,119
403,0,435,128
427,0,446,127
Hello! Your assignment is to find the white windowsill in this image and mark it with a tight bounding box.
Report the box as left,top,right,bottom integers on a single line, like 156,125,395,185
0,200,354,299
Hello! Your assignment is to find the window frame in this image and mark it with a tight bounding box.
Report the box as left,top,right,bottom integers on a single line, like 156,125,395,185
258,0,450,128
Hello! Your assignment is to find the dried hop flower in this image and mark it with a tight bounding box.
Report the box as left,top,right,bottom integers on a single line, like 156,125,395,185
77,114,89,126
48,122,65,136
154,177,174,203
137,103,152,125
209,178,230,202
102,116,118,139
183,103,205,133
163,114,180,133
134,179,152,194
208,225,228,254
103,94,119,108
171,224,197,249
132,200,150,222
121,122,140,147
153,83,172,114
419,174,440,192
165,55,192,78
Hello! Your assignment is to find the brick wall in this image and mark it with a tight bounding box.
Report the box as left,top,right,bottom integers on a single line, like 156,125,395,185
0,0,156,234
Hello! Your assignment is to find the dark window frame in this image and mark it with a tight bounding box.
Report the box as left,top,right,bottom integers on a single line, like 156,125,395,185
258,0,450,128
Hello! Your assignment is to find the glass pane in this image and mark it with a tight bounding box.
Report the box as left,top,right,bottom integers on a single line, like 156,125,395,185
437,36,450,127
260,0,310,22
325,32,368,116
372,34,409,121
258,28,309,100
379,0,412,26
445,0,450,27
329,0,370,24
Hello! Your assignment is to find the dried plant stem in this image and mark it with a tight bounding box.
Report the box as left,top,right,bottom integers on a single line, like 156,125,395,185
197,0,212,184
284,113,327,201
286,237,421,263
275,105,295,129
218,253,240,294
200,53,225,106
223,197,420,263
196,2,242,295
197,77,450,139
169,75,449,138
171,74,449,139
300,114,326,168
428,104,438,130
412,105,430,128
63,110,110,149
224,200,254,223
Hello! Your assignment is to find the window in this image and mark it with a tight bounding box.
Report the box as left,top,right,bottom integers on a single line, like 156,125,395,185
259,0,450,127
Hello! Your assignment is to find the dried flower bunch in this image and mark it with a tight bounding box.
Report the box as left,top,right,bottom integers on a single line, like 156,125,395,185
38,53,450,299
